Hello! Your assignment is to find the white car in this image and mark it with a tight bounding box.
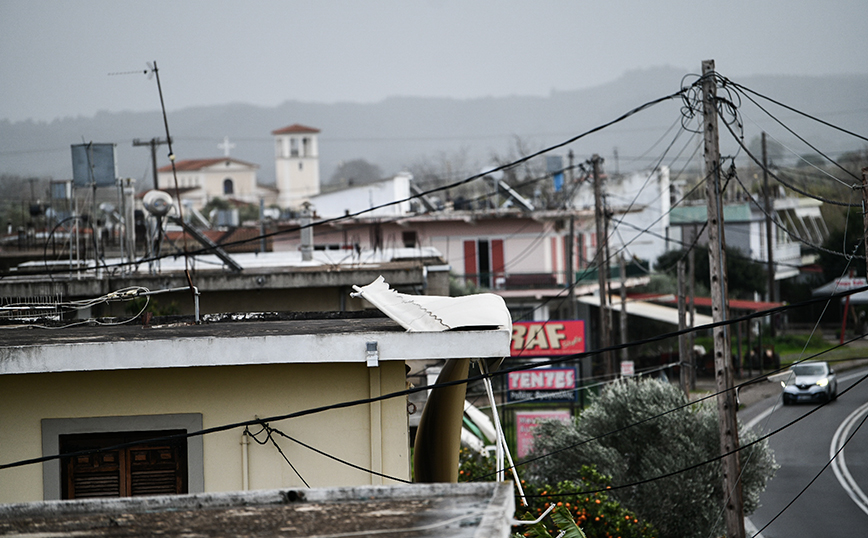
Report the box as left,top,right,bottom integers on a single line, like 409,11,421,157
782,362,838,405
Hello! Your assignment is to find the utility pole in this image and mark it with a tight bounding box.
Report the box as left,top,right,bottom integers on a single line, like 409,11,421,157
133,137,172,190
567,216,577,319
702,59,745,538
593,154,613,377
862,167,868,277
567,150,577,319
689,236,697,390
763,132,776,338
259,198,267,254
619,253,628,362
678,259,689,396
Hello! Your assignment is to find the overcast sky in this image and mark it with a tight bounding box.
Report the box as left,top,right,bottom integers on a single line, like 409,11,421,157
2,0,866,123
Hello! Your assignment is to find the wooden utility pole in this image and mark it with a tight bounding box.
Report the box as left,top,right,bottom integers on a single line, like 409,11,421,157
678,259,689,396
567,216,577,319
133,137,172,190
763,132,776,338
593,154,613,377
862,167,868,277
620,253,628,362
567,151,577,320
702,59,745,538
689,238,697,390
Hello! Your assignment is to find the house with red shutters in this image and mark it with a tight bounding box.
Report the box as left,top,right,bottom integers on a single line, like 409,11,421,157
270,207,602,322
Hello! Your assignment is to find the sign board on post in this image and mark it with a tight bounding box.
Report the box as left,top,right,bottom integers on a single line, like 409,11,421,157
511,320,585,357
515,410,571,458
620,360,635,377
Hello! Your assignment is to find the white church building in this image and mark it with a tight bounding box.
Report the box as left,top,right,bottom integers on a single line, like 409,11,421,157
157,124,322,211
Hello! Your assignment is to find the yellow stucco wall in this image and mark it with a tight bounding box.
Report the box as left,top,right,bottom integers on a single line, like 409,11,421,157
0,361,409,504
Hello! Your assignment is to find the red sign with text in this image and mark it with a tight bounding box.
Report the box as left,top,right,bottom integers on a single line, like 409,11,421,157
510,320,585,357
515,410,572,458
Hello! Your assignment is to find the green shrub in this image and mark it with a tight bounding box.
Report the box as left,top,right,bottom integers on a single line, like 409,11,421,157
525,378,777,538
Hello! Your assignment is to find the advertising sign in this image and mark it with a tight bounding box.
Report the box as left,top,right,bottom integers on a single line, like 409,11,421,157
507,367,577,403
515,410,571,458
621,360,635,377
510,320,585,357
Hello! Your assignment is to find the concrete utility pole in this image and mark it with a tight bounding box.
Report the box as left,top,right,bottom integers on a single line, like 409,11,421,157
702,59,745,538
593,154,613,377
133,137,172,190
763,132,776,338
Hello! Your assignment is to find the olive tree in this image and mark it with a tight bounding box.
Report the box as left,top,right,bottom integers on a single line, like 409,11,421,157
526,377,777,538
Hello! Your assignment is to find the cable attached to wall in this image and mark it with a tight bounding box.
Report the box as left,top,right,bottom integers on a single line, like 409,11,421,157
244,423,310,488
251,422,412,485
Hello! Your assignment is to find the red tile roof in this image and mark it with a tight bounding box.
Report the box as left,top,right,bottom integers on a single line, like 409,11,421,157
157,158,259,173
271,123,320,135
135,186,201,198
644,294,784,312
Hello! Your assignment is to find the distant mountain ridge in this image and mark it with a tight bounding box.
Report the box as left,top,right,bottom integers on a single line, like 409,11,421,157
2,66,866,191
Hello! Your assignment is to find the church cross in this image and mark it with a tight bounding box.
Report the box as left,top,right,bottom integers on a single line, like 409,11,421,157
218,136,236,157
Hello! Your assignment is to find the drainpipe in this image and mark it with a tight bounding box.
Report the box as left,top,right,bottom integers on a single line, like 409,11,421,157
413,358,470,483
241,430,250,491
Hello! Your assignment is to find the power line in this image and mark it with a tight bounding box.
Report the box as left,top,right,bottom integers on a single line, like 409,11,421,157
513,368,868,501
720,125,865,262
736,110,856,188
726,79,868,145
2,91,688,280
264,423,412,485
4,282,866,473
245,423,310,488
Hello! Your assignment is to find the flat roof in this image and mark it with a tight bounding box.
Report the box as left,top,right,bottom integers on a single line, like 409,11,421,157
578,295,715,327
0,314,512,376
0,483,515,538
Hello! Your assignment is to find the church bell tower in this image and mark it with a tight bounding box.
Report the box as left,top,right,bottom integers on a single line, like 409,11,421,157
272,124,320,209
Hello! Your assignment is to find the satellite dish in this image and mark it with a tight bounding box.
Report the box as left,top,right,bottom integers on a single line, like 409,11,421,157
143,190,174,217
480,166,504,181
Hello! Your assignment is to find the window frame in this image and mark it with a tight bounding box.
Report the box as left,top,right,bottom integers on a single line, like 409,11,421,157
41,414,203,501
60,429,188,499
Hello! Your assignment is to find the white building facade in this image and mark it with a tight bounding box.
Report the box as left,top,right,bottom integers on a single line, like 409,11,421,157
273,124,321,209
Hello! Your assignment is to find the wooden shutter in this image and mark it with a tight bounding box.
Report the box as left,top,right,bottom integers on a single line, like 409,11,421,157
463,240,477,285
61,430,187,500
130,444,184,496
491,239,504,275
67,449,123,498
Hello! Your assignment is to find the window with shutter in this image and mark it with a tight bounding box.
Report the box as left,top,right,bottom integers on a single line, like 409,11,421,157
464,239,504,289
59,430,187,500
463,240,477,286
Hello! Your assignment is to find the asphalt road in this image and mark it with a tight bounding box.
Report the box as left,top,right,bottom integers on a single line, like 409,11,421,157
741,365,868,538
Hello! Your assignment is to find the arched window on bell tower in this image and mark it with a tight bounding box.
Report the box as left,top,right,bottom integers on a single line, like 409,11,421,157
223,178,234,195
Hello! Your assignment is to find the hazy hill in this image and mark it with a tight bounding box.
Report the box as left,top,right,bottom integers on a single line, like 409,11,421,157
1,66,866,192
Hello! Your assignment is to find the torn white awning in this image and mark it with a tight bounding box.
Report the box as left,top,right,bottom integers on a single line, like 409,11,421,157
351,276,512,332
